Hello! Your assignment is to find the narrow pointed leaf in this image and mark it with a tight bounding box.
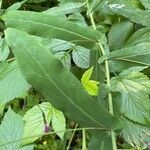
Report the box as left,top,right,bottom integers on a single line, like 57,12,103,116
2,10,106,49
5,28,119,130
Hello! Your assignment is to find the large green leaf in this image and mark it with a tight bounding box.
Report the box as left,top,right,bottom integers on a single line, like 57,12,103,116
121,117,150,149
110,67,150,125
108,21,134,50
126,27,150,46
0,107,34,150
23,102,66,145
99,42,150,72
105,1,150,26
0,61,29,105
2,10,106,49
5,28,119,130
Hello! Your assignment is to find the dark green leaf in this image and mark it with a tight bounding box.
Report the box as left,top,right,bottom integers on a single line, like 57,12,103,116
3,10,106,49
99,43,150,72
108,21,134,50
5,28,119,130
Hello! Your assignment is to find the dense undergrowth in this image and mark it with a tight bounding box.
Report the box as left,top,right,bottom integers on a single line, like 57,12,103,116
0,0,150,150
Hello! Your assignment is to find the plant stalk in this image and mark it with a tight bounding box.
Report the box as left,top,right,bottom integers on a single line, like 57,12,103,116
86,1,117,150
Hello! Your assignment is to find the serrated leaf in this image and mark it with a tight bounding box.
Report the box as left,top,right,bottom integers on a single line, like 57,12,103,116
23,102,53,145
0,61,29,105
52,108,66,140
121,117,150,148
3,10,106,49
0,38,10,61
72,46,90,69
110,67,150,125
55,52,71,69
5,28,119,130
0,107,34,150
108,21,134,50
99,42,150,72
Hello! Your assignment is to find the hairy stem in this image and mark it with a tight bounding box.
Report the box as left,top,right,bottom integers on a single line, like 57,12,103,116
86,1,117,150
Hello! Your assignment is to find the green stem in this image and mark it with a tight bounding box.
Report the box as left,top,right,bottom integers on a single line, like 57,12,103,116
86,1,117,150
82,129,87,150
66,124,78,150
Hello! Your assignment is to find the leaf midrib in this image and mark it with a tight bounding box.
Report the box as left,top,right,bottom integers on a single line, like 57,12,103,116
24,46,106,128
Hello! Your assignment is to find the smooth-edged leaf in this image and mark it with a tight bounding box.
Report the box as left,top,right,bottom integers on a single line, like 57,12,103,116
81,67,100,96
108,21,134,50
0,107,34,150
88,132,113,150
67,13,87,27
121,117,150,149
72,46,90,69
105,2,150,26
55,52,71,69
0,61,29,105
125,27,150,46
140,0,150,9
44,2,85,15
44,39,73,53
0,38,10,61
3,10,106,49
110,67,150,125
52,108,66,140
99,42,150,72
23,102,53,145
5,28,119,130
6,0,27,12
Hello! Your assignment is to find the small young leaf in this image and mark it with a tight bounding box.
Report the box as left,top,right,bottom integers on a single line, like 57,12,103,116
81,67,100,96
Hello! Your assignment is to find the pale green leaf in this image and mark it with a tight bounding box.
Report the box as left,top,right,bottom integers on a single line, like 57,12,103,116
23,102,53,145
5,28,119,129
0,38,10,61
0,61,30,105
72,46,90,69
55,52,71,69
121,117,150,149
0,107,34,150
3,10,106,49
81,67,93,83
111,67,150,125
52,108,66,140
